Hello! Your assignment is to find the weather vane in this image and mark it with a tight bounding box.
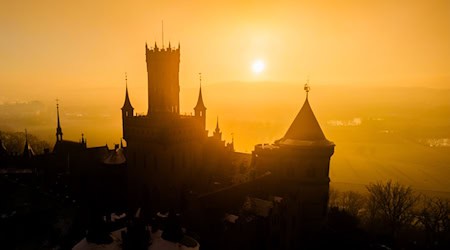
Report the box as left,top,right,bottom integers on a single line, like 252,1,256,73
199,72,202,87
125,72,128,85
304,76,310,98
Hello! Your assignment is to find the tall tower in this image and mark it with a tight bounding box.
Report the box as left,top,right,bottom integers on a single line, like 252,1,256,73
146,42,180,115
121,74,134,140
56,101,63,142
194,73,207,130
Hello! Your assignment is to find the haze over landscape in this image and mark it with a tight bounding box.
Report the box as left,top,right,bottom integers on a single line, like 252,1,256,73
1,0,449,194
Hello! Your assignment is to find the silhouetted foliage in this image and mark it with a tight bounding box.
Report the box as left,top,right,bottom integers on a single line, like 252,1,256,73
416,196,450,247
365,180,419,237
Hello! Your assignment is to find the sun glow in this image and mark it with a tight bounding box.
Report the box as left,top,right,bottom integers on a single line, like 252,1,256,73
251,60,265,74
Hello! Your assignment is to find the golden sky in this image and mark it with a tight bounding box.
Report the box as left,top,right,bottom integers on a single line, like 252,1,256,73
1,0,449,98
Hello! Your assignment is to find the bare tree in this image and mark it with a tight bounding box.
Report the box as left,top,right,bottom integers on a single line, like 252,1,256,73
340,191,366,217
328,187,340,208
366,180,419,236
417,196,450,245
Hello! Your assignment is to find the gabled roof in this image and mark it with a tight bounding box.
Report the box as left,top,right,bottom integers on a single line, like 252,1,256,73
194,86,206,111
278,96,333,146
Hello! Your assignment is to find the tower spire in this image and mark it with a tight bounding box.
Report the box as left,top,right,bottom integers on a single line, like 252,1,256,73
215,116,220,133
122,73,134,115
194,73,207,130
56,99,63,142
194,73,206,111
213,116,222,141
23,129,34,158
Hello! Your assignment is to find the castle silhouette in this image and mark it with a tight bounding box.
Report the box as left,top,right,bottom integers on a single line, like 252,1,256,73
121,41,335,249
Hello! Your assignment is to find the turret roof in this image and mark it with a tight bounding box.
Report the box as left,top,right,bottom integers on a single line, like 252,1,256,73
278,94,333,147
194,86,206,111
121,84,134,110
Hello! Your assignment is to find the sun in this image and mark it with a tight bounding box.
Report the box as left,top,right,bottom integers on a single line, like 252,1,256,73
251,59,265,74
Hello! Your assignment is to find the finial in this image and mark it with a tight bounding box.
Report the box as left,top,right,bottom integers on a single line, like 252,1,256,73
199,72,202,88
216,116,219,129
304,76,310,99
125,72,128,86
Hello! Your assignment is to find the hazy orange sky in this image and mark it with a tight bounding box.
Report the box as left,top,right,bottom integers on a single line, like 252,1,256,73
1,0,449,102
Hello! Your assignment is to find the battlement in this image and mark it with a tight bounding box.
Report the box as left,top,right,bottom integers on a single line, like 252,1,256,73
145,43,180,54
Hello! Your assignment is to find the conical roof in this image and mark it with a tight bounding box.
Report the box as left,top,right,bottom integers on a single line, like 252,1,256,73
194,86,206,110
121,85,134,110
278,96,333,147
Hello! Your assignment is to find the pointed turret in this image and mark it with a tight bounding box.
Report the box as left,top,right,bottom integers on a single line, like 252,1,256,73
23,129,35,158
56,100,63,142
194,73,207,130
121,73,134,117
194,86,206,112
213,116,222,140
215,116,220,133
278,83,333,146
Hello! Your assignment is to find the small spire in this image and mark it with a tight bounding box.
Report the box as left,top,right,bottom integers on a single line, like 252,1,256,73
215,116,220,132
23,129,34,158
81,133,85,144
154,41,158,50
56,99,63,142
194,73,206,111
122,73,134,111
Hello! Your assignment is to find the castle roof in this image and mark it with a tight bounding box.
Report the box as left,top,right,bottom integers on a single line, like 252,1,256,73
278,95,333,147
194,85,206,111
121,84,134,110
